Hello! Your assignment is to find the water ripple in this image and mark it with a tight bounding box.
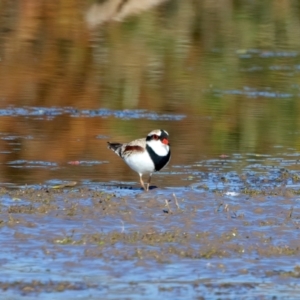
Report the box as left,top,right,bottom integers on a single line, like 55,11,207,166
0,107,185,121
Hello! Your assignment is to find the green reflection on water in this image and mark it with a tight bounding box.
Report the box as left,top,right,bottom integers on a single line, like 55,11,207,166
0,0,300,158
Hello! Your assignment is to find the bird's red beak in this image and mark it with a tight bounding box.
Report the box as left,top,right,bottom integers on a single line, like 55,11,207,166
162,138,169,145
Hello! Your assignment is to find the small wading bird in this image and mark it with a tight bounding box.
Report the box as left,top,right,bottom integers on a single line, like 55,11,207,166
107,129,171,191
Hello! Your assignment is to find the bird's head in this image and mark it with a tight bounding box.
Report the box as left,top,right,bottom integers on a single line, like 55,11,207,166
146,129,170,156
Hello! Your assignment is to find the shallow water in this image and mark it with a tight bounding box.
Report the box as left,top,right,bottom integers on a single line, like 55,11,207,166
1,0,300,298
1,184,300,299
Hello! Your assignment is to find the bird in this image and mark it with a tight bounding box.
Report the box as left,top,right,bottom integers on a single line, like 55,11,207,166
107,129,171,191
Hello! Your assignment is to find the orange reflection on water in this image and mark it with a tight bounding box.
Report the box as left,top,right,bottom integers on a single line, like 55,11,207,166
1,1,300,186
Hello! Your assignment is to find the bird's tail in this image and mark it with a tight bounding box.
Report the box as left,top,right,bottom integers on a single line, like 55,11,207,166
107,142,123,157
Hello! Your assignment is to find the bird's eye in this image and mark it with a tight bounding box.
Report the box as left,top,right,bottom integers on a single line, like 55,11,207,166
153,134,159,140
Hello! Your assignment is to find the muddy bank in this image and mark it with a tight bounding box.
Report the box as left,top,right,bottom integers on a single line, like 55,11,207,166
0,185,300,298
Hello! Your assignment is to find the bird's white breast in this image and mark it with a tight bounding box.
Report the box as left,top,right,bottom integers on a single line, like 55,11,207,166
124,150,155,175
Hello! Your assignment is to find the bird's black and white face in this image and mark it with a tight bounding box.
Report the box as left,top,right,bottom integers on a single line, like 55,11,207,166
146,129,170,156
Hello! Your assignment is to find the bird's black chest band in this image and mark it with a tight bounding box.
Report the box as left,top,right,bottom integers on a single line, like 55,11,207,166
146,144,170,171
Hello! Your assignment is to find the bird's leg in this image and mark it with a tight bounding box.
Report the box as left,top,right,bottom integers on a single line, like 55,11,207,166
145,173,152,191
139,174,147,191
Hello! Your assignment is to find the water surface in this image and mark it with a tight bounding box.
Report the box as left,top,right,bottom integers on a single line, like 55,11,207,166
1,0,300,298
